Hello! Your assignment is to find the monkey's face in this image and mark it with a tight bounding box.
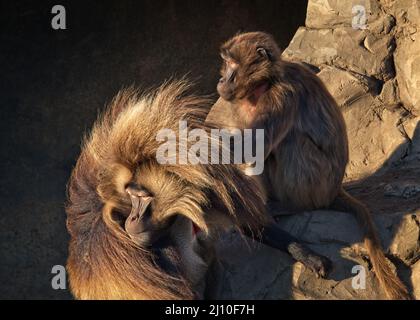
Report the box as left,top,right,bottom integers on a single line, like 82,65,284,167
217,32,280,103
98,162,208,248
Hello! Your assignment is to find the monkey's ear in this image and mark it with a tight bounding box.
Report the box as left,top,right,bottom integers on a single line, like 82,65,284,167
257,47,271,61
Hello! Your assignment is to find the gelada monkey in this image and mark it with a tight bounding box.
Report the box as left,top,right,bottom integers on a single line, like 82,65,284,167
66,80,329,299
207,32,410,300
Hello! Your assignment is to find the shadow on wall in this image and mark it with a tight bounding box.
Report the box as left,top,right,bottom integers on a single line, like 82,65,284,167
343,121,420,296
0,0,308,299
346,121,420,214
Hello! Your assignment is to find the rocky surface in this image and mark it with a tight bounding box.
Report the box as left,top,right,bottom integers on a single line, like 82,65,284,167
216,0,420,300
215,208,419,300
283,0,420,180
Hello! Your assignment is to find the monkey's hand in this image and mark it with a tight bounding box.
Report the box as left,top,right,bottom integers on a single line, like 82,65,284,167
287,242,332,278
244,223,332,278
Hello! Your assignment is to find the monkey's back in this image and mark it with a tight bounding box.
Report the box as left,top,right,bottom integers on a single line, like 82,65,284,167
265,61,349,210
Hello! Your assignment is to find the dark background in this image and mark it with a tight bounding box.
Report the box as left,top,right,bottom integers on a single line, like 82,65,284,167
0,0,307,299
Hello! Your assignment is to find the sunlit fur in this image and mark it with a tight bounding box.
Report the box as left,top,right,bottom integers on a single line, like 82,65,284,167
208,32,410,300
66,80,268,300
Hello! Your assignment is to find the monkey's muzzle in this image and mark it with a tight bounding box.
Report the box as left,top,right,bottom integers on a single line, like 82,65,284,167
217,78,235,101
125,185,153,237
217,63,236,101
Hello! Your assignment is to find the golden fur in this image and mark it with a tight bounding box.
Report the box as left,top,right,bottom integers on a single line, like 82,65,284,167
66,80,268,299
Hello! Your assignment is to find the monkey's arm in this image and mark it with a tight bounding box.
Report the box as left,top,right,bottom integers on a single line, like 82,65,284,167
244,223,332,278
252,103,295,161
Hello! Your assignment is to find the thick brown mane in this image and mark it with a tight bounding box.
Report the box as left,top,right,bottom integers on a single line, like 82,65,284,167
65,80,268,299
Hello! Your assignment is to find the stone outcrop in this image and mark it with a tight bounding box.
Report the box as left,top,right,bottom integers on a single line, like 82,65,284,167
283,0,420,180
214,210,419,300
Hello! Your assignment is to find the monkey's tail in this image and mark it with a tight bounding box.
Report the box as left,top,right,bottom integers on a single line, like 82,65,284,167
331,188,411,300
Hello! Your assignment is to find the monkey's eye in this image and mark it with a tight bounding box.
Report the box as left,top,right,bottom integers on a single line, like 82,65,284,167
110,210,127,227
220,51,229,61
257,47,270,60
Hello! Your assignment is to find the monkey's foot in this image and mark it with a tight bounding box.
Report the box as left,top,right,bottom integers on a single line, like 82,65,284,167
287,242,332,278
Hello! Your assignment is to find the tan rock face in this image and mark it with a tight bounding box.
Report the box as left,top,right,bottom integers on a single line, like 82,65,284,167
283,27,395,81
306,0,382,29
283,0,420,179
390,0,420,112
317,66,377,106
402,116,420,161
344,107,408,179
380,79,399,105
380,0,420,27
214,211,419,299
394,34,420,112
317,66,408,179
